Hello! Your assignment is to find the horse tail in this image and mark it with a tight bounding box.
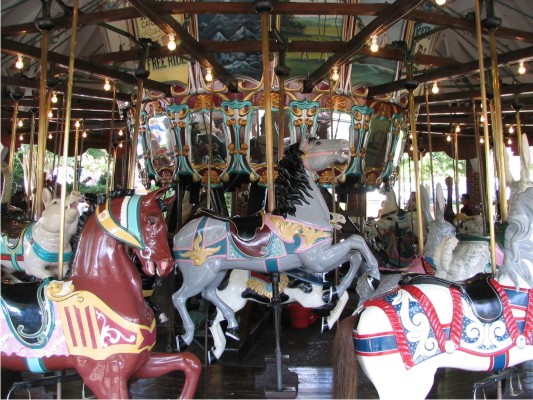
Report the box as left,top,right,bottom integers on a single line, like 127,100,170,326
332,313,359,399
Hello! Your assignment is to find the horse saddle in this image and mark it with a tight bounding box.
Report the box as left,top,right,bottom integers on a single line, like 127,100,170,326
1,280,48,337
198,208,271,257
399,273,503,323
1,209,30,246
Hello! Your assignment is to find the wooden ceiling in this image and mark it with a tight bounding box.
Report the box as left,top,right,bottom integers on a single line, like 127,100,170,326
2,0,533,154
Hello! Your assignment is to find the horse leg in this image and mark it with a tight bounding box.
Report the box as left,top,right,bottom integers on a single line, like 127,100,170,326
321,291,348,332
202,271,240,340
131,352,202,400
322,252,362,304
172,265,217,350
208,308,227,363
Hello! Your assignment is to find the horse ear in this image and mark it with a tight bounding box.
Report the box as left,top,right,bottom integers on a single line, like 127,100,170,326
520,134,530,184
147,187,175,210
420,184,433,224
42,187,53,208
436,183,445,222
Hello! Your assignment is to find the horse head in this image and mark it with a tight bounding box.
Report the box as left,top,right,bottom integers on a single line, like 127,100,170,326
38,190,81,238
299,138,350,171
424,183,456,259
131,187,175,278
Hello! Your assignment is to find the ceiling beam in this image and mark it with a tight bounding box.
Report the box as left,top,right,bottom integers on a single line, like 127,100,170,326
128,0,238,92
302,0,425,93
2,75,131,102
368,46,533,98
413,83,533,104
1,39,171,96
4,3,533,46
87,40,457,68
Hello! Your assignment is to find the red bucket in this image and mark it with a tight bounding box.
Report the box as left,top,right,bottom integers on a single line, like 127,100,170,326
287,303,318,329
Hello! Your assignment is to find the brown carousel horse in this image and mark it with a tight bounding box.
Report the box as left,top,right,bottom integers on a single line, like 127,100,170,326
1,188,201,399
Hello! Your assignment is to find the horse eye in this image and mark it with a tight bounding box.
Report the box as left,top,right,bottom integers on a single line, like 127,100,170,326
147,216,158,226
315,141,321,145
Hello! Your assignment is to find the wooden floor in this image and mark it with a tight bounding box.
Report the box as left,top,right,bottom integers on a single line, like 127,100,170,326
3,289,533,399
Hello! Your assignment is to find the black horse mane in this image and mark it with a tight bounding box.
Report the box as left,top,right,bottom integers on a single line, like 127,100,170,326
273,143,312,217
66,189,135,277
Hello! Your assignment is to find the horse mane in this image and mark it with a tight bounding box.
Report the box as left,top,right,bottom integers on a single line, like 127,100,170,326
273,143,312,217
500,187,533,288
66,189,135,277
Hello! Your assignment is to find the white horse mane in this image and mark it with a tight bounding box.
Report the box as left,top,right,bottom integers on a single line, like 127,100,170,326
500,186,533,288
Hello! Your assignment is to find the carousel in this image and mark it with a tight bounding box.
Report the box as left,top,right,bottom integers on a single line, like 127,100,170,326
1,0,533,398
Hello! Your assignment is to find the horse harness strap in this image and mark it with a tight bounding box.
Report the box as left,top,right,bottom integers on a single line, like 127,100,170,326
399,273,503,322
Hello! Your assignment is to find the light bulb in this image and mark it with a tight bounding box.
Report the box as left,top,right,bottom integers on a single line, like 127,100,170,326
507,137,512,145
15,55,24,70
409,144,414,151
331,67,339,82
508,125,515,134
19,134,23,140
75,120,81,128
48,110,53,118
82,131,87,138
370,36,379,53
118,142,123,148
118,129,124,136
518,61,526,75
455,125,461,133
104,79,111,91
480,137,484,144
51,91,58,103
480,115,485,123
435,0,446,5
205,67,213,82
48,133,52,139
431,81,439,94
167,34,177,51
17,119,23,127
446,134,452,142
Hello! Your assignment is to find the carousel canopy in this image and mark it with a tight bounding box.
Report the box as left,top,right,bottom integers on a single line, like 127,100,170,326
1,0,532,157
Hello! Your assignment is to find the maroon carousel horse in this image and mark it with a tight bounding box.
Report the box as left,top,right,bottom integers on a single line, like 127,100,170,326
1,188,201,399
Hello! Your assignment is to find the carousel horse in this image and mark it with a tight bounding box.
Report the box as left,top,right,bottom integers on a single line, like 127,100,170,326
1,188,201,399
173,139,381,351
333,186,533,400
356,183,505,308
1,189,82,280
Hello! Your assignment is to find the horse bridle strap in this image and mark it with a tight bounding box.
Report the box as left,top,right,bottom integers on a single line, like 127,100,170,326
96,196,145,250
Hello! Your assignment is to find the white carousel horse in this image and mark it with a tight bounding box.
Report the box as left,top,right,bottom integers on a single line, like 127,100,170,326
172,138,380,351
1,190,82,280
207,212,351,363
333,185,533,400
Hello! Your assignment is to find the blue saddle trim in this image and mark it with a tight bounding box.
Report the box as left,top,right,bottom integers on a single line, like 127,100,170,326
0,279,55,349
25,223,72,263
25,358,50,373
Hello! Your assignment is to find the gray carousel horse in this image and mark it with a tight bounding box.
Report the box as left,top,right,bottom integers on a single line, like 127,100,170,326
172,138,381,351
333,185,533,400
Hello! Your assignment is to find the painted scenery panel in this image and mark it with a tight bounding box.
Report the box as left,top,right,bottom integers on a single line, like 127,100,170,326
197,0,262,80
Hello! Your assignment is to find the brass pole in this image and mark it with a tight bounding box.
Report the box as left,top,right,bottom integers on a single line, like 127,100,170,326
35,29,50,219
406,65,424,255
106,83,117,197
472,102,488,235
28,110,36,218
7,99,20,206
58,0,79,281
487,18,508,222
128,81,144,189
474,0,497,273
277,78,286,161
453,125,460,216
72,123,80,191
513,102,523,158
261,13,275,213
207,79,214,210
424,84,436,214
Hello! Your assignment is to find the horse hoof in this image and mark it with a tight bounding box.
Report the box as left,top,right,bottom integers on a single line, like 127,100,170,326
176,335,189,352
225,327,240,341
208,349,219,365
322,287,339,304
321,317,329,333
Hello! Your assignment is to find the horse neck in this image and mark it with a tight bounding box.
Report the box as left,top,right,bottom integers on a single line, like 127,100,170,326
292,171,331,228
70,218,149,322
